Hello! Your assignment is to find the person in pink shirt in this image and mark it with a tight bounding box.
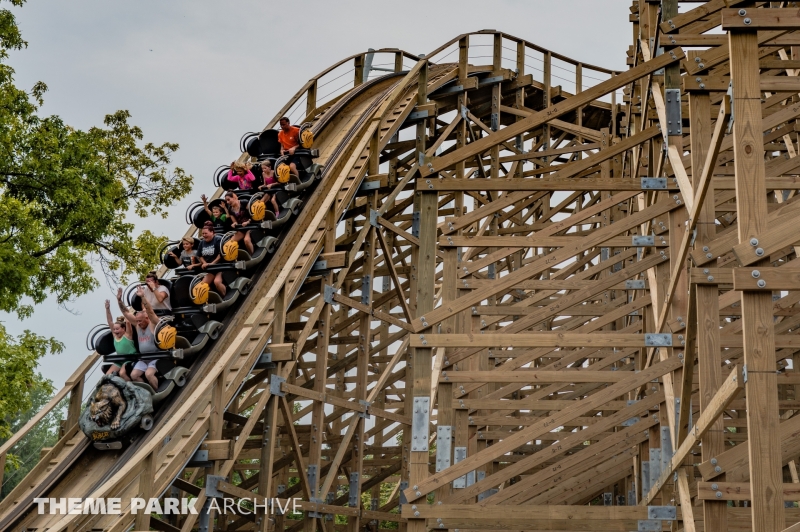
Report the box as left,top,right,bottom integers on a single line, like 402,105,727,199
227,161,256,190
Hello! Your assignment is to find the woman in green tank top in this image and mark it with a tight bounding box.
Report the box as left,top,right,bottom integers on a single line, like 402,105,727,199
105,299,135,381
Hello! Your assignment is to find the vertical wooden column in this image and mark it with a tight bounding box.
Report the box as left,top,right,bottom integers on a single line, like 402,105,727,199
305,204,336,532
394,51,403,73
407,57,433,532
354,54,365,87
490,33,502,178
729,24,785,532
543,51,552,161
689,89,726,532
576,63,583,158
135,450,154,531
348,130,380,530
306,80,317,120
65,377,84,431
258,396,279,532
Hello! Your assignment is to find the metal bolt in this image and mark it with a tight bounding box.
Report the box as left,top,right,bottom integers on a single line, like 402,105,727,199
750,238,759,246
712,483,718,490
738,8,747,15
708,276,714,282
752,270,760,278
698,63,705,69
711,458,717,465
696,77,702,82
695,57,701,63
414,511,420,517
715,466,722,473
716,491,723,498
706,253,713,259
416,491,421,496
743,17,752,25
757,279,767,288
755,247,765,256
703,268,709,274
703,247,709,253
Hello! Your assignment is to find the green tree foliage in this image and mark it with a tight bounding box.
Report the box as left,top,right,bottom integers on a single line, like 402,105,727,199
0,326,61,439
0,375,65,499
0,0,193,430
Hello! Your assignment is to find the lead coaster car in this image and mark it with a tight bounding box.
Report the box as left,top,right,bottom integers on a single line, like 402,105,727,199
79,374,155,448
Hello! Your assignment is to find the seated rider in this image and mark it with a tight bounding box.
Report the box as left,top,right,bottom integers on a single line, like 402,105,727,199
169,236,199,270
201,194,231,233
278,117,301,179
104,299,134,381
227,161,256,190
116,287,160,389
198,221,227,296
253,161,281,215
225,191,254,254
143,271,171,311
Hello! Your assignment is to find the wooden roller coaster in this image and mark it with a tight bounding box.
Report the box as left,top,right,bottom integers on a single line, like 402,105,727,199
6,1,800,530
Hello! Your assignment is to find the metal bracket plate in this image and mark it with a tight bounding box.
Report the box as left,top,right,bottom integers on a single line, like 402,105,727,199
348,473,360,507
632,235,655,246
641,462,651,495
436,425,453,472
665,88,682,136
358,399,371,419
369,209,379,228
358,180,381,194
648,506,677,520
323,284,336,305
398,481,408,511
307,465,318,494
407,110,429,121
645,333,672,347
638,520,662,532
641,177,667,190
625,280,646,290
205,475,225,498
649,448,662,484
187,449,212,468
453,447,467,488
411,397,430,451
270,375,286,397
308,496,323,518
361,275,372,305
477,488,498,502
411,211,421,238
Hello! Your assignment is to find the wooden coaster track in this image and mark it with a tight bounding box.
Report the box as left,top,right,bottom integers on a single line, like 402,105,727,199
6,4,800,530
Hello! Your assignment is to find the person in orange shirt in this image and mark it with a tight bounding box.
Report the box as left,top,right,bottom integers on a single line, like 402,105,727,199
277,116,301,179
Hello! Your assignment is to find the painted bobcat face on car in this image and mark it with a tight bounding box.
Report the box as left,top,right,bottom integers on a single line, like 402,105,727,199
89,384,127,430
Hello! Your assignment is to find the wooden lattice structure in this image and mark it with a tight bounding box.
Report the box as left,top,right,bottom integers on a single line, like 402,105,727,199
5,2,800,531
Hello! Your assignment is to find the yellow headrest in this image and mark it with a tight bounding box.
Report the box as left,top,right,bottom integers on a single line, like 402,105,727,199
250,200,266,222
300,128,314,149
191,281,209,305
157,325,176,350
276,162,291,184
223,240,239,261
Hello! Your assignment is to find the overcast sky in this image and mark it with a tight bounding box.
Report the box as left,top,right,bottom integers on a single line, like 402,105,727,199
2,0,631,390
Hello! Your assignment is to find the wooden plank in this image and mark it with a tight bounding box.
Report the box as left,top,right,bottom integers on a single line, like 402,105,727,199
733,269,800,290
698,482,800,501
723,8,800,30
414,333,676,349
